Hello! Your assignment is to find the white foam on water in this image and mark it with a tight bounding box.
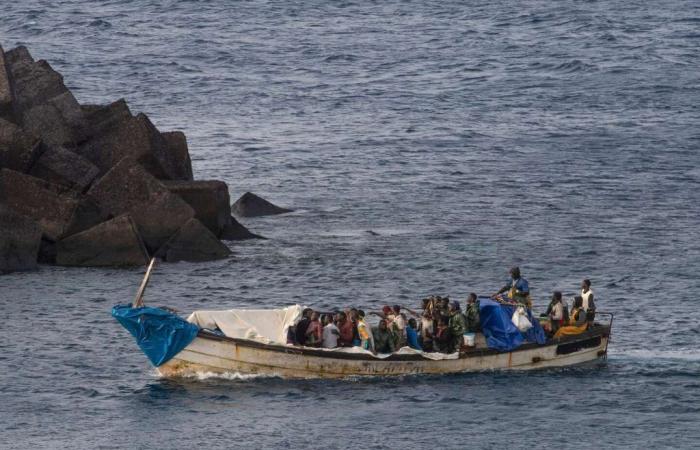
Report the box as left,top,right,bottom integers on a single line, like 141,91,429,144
151,368,280,381
610,348,700,362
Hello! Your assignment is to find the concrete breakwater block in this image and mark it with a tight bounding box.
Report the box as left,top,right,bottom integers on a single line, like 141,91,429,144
156,218,231,262
56,214,149,267
30,145,100,192
232,192,293,218
163,179,231,237
87,158,195,252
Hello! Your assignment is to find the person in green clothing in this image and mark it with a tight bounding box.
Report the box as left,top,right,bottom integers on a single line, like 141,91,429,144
447,301,467,352
372,319,396,354
464,293,481,333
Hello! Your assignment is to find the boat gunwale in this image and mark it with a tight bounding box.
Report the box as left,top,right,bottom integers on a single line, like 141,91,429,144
195,324,611,362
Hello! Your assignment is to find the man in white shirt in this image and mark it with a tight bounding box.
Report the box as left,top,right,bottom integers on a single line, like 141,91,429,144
581,279,596,325
321,314,340,349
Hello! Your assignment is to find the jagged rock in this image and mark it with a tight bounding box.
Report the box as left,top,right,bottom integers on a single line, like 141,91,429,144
157,218,231,262
0,45,14,122
161,131,193,181
82,98,132,139
0,169,80,240
63,194,110,237
220,216,265,240
0,205,42,273
87,158,194,252
56,214,149,267
78,112,191,180
30,145,100,191
162,180,230,236
21,91,87,147
0,117,43,172
4,47,86,146
232,192,293,217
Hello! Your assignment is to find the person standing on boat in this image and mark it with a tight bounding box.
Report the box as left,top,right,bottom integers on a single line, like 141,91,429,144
493,266,531,306
305,311,323,347
295,308,313,346
548,292,565,336
581,279,596,327
447,301,467,352
322,314,340,349
464,293,481,333
337,312,355,347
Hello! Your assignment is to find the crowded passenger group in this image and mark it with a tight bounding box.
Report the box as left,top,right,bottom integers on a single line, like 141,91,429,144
287,267,598,355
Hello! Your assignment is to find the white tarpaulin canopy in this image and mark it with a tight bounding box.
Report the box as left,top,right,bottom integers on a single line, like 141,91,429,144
187,304,303,345
187,304,458,360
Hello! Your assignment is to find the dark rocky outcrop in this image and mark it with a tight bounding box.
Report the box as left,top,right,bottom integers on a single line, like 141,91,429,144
0,43,269,271
87,158,195,252
163,180,231,236
157,218,231,262
56,215,149,267
0,206,42,273
232,192,293,218
30,145,100,192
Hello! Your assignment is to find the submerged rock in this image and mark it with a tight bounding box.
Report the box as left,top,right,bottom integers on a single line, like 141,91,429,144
0,206,42,273
157,218,231,262
220,216,265,240
56,214,149,267
232,192,293,218
87,158,195,252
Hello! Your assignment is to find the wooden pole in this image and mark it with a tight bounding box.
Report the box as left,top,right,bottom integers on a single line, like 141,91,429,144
133,258,156,308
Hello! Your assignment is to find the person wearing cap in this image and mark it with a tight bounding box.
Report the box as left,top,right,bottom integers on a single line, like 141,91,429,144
447,301,466,353
493,266,531,306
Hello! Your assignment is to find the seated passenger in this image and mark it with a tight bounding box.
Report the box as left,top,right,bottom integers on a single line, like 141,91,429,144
493,266,530,306
336,311,355,347
569,296,587,327
356,310,374,352
553,296,589,338
548,292,565,336
465,293,481,333
406,318,422,351
433,317,452,353
348,308,361,346
295,308,313,346
305,311,322,347
373,319,396,354
322,314,340,349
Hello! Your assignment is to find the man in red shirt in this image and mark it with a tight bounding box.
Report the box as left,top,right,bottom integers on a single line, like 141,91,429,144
336,311,355,347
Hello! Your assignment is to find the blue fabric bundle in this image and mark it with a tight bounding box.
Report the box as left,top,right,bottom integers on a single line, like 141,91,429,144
478,298,546,352
112,304,199,366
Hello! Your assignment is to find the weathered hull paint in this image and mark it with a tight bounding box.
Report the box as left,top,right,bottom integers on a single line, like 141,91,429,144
158,330,610,379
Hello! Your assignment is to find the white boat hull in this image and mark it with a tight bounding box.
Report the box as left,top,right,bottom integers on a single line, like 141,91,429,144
158,328,610,379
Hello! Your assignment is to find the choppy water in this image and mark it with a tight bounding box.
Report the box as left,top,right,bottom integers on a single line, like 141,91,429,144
2,0,700,448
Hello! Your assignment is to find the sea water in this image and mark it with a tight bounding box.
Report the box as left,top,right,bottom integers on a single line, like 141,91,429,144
2,0,700,448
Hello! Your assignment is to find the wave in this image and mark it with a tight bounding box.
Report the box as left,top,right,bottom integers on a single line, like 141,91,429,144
610,348,700,362
152,369,280,381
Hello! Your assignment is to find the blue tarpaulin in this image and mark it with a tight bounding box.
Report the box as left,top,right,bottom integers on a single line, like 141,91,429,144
112,304,199,366
478,298,546,352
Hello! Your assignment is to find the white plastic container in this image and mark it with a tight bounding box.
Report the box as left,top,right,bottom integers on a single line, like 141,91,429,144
463,332,476,347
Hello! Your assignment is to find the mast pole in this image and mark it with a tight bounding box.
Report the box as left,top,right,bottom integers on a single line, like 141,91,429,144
133,258,156,308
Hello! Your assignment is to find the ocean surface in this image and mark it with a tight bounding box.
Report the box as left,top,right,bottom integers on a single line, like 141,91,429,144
2,0,700,448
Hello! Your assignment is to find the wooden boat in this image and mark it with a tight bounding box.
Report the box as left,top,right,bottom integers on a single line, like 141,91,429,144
157,323,612,379
116,260,613,379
